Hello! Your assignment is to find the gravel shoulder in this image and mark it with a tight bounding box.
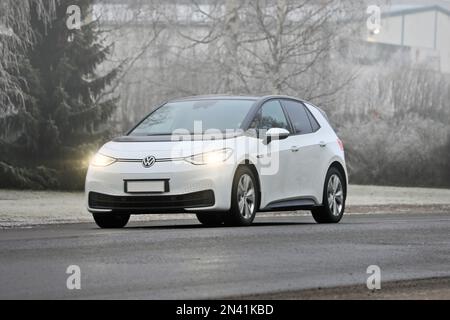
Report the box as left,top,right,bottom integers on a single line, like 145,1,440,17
232,277,450,300
1,185,449,228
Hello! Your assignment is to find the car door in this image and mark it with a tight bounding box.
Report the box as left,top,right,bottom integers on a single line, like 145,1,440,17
249,99,299,207
280,99,326,203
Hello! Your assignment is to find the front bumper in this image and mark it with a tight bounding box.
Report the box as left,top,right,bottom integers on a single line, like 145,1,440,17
85,160,235,213
88,190,215,213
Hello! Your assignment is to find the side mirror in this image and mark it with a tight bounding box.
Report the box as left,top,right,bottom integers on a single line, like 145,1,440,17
264,128,290,144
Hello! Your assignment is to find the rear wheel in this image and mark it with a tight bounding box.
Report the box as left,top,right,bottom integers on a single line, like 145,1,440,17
93,213,130,229
311,167,346,224
225,166,259,226
196,213,225,226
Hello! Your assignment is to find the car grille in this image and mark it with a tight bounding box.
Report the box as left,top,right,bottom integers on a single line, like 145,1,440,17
88,190,215,212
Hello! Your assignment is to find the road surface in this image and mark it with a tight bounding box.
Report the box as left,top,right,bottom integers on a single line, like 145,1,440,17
0,212,449,299
2,184,450,227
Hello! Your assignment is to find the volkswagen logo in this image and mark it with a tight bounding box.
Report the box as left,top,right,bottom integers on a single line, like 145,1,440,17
142,156,156,168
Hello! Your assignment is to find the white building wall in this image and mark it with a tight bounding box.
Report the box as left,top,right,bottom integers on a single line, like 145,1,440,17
364,8,450,74
403,11,436,48
437,11,450,73
369,15,402,45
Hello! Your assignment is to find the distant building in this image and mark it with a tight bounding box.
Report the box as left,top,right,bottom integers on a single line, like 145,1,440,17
364,4,450,73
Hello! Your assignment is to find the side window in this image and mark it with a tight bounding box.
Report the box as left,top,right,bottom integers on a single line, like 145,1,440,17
250,100,290,131
303,102,321,132
281,100,313,134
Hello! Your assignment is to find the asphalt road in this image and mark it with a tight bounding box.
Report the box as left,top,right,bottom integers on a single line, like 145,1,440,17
0,212,449,299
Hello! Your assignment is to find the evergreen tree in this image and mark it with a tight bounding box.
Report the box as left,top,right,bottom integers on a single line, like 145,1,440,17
28,0,119,158
0,0,119,189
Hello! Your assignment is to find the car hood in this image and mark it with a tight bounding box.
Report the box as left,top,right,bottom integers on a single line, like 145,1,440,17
99,135,242,159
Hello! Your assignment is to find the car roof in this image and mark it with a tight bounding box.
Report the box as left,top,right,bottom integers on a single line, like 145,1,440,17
169,94,308,103
169,95,260,102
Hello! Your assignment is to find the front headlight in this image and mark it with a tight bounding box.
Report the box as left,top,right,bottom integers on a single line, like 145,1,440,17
185,148,233,165
91,153,117,167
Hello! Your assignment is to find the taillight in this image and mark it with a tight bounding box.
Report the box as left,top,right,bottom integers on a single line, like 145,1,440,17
337,139,344,151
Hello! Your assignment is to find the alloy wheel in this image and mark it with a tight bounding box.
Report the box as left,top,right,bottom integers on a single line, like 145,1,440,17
327,174,344,216
237,174,256,219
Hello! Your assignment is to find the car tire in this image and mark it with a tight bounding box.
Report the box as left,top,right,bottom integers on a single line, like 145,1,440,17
311,167,346,224
225,166,259,226
93,213,130,229
196,213,225,226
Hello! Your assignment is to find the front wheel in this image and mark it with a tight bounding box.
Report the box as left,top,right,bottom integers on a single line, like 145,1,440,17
93,213,130,229
225,166,259,226
311,167,346,224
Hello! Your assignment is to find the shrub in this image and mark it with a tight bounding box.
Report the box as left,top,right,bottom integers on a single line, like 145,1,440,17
340,116,450,187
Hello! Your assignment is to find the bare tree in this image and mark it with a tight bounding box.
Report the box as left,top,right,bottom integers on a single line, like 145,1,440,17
92,0,365,129
170,0,363,100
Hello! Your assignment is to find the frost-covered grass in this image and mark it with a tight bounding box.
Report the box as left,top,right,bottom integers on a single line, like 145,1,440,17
346,185,450,206
1,185,449,228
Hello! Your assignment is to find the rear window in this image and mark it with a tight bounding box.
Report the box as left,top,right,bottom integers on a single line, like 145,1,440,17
304,102,326,131
281,100,313,134
305,106,320,132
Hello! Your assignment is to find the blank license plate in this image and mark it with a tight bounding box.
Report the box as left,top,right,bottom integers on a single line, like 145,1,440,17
125,180,166,193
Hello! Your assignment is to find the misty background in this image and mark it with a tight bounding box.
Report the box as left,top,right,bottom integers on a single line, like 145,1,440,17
0,0,449,190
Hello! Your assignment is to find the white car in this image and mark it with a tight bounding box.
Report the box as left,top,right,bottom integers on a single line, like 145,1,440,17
85,95,347,228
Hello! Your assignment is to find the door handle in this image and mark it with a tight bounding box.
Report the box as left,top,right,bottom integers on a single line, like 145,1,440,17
291,146,300,152
319,141,327,147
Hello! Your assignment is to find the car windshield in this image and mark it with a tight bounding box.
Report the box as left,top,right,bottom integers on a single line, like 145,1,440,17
129,99,255,135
